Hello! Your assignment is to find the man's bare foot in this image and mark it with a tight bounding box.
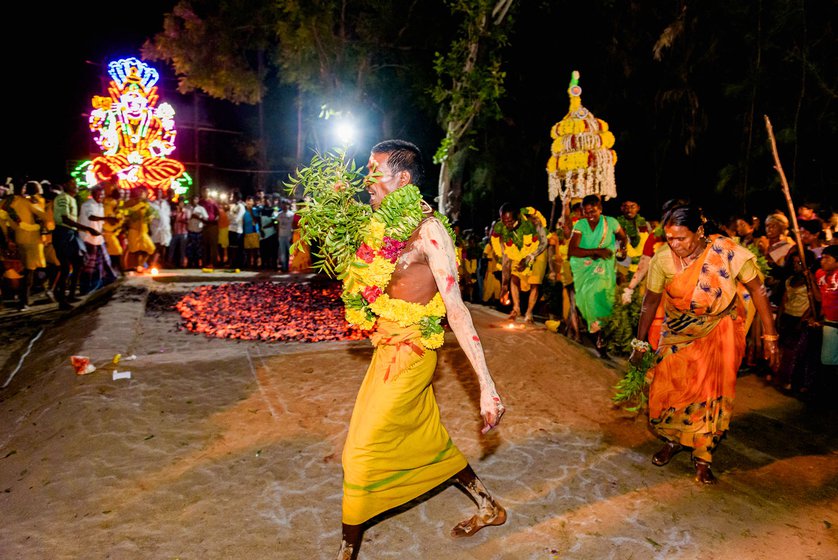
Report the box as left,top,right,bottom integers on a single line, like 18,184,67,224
337,540,357,560
507,309,520,321
450,503,507,538
523,314,534,324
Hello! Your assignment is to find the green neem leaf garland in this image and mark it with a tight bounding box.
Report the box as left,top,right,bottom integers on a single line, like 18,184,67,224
285,149,456,279
492,215,538,247
373,182,425,241
284,149,370,278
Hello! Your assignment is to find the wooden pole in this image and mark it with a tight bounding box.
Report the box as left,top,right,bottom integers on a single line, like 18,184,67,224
764,115,817,312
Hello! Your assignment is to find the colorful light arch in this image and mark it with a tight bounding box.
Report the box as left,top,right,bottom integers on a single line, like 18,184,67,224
85,57,186,197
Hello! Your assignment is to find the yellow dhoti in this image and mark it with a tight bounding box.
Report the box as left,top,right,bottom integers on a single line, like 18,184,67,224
511,251,547,292
127,227,155,254
104,232,123,256
342,319,467,525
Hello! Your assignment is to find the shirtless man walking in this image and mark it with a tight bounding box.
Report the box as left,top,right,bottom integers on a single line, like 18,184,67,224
337,140,507,559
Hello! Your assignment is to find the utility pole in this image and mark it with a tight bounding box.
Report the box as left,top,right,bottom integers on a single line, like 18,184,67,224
193,92,200,189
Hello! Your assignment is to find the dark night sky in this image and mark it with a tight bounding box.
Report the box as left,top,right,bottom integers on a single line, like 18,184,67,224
3,2,831,227
1,3,177,183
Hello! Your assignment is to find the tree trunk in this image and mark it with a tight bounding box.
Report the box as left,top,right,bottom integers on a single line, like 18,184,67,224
256,49,268,193
296,85,303,164
438,158,451,216
436,0,513,219
437,133,464,219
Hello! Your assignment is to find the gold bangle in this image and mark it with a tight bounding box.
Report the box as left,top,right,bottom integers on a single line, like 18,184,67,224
761,334,779,341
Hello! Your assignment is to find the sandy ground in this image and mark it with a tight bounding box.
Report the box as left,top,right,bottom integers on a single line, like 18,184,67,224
1,273,836,560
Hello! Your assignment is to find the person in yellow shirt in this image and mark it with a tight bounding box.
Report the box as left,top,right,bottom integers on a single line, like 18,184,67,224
40,186,60,283
458,229,480,302
492,204,549,324
288,202,312,273
216,201,230,268
7,181,47,310
124,186,156,271
480,223,502,304
102,188,126,272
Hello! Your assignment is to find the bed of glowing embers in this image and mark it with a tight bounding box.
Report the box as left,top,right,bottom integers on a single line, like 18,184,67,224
175,281,370,343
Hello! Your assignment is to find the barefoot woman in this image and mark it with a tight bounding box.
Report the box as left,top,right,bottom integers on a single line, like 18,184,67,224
629,203,779,484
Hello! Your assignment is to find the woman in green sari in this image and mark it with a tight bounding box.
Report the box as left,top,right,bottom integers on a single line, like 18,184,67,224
568,195,628,355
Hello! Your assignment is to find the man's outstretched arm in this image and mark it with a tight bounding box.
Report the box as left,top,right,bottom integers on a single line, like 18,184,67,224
418,218,505,432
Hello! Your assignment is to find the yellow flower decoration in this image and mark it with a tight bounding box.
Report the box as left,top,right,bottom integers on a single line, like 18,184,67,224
346,308,375,330
365,218,386,249
356,256,397,290
421,331,445,349
370,293,446,327
491,234,538,262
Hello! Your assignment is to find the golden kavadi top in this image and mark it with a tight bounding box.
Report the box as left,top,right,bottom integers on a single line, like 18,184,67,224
546,71,617,203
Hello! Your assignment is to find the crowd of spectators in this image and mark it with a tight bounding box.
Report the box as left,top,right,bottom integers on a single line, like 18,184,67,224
456,196,838,403
0,178,311,313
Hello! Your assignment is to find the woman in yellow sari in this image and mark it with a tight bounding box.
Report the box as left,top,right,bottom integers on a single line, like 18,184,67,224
630,204,779,484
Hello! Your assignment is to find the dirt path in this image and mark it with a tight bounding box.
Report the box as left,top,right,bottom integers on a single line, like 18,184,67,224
1,276,836,559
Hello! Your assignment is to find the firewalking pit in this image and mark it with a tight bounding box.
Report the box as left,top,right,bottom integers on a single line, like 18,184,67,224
175,281,369,343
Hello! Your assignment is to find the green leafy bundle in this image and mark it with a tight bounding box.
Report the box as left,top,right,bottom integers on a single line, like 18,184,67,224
612,350,655,413
745,242,770,276
284,149,369,278
604,285,643,356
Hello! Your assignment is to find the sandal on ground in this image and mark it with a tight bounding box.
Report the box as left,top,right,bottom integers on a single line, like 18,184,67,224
450,505,507,538
651,442,683,466
693,459,717,485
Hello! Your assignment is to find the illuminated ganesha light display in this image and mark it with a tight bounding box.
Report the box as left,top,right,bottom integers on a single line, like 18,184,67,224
87,57,186,195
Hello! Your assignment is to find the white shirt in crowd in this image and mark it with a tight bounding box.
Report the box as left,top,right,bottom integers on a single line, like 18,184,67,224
277,209,295,238
228,201,245,234
188,204,208,233
150,199,173,246
79,198,104,246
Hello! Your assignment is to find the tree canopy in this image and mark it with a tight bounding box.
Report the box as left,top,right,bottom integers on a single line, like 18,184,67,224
142,0,836,226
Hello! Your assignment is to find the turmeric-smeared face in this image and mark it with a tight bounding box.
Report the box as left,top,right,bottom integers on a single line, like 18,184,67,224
364,152,404,210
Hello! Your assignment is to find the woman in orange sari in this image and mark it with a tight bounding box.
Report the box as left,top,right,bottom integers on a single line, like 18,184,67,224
629,204,779,484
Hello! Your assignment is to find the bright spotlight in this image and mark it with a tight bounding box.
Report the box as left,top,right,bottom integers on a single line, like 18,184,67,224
334,121,356,145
